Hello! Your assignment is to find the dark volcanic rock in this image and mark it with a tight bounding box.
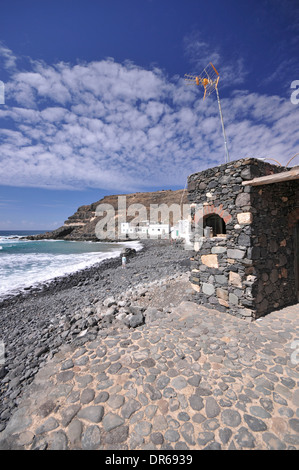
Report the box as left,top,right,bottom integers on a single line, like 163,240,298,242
0,239,191,431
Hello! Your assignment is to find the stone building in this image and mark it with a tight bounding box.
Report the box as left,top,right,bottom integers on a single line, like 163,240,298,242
187,157,299,321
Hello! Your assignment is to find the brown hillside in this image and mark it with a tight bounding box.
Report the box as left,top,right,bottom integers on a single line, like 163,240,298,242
28,189,188,241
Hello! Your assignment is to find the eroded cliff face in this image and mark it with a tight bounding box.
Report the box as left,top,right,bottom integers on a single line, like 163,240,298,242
27,189,188,241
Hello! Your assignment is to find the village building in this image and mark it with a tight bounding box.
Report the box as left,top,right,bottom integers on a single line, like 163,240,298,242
170,219,192,246
120,221,170,239
187,157,299,321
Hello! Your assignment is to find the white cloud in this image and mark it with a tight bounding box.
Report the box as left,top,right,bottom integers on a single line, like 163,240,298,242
0,50,298,192
183,32,248,88
0,42,17,71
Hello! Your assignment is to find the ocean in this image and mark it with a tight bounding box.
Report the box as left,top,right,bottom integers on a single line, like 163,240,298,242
0,230,140,299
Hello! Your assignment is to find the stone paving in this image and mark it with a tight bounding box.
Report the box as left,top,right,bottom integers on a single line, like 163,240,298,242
1,299,299,450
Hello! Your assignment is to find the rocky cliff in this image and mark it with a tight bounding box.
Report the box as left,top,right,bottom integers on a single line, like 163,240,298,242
28,189,188,241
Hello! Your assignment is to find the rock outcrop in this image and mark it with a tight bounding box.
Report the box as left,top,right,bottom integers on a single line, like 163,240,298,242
26,189,188,241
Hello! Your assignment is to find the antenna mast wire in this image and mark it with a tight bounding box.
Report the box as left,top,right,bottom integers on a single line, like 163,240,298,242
215,86,230,163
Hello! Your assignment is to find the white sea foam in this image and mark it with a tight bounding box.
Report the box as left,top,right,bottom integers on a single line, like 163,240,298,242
116,240,143,251
0,250,122,298
0,236,143,299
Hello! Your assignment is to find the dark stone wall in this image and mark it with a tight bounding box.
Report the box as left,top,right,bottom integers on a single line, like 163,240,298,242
187,157,298,320
250,180,298,317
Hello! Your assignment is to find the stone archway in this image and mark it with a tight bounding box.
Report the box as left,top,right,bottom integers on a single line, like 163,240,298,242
193,204,232,237
203,213,226,236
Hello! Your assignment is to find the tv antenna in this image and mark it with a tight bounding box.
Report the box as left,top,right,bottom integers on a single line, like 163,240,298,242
185,62,230,163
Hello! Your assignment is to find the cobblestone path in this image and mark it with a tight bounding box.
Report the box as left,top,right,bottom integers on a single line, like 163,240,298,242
1,301,299,450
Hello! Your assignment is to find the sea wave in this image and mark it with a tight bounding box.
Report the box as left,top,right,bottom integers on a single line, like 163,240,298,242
116,240,143,251
0,237,143,299
0,249,122,299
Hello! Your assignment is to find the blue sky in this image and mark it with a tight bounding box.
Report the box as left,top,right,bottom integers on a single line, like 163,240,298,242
0,0,298,230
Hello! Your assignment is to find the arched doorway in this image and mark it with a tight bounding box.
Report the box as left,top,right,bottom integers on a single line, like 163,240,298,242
203,213,226,237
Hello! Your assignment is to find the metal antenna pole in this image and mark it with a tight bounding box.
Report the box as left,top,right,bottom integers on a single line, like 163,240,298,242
185,63,230,164
215,86,230,163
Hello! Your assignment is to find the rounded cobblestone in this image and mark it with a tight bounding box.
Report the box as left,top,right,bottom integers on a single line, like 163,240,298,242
221,409,242,427
0,290,298,451
134,421,152,436
81,425,101,450
107,394,125,409
80,388,95,405
164,429,180,442
77,406,104,423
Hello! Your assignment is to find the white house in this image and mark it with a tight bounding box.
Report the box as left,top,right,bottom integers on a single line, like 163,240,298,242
120,222,170,238
147,224,170,238
171,219,191,244
120,222,130,234
120,223,145,236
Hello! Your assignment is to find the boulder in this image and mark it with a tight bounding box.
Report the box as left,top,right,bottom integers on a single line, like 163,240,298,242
121,248,136,258
144,307,167,324
103,297,116,308
129,312,144,328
